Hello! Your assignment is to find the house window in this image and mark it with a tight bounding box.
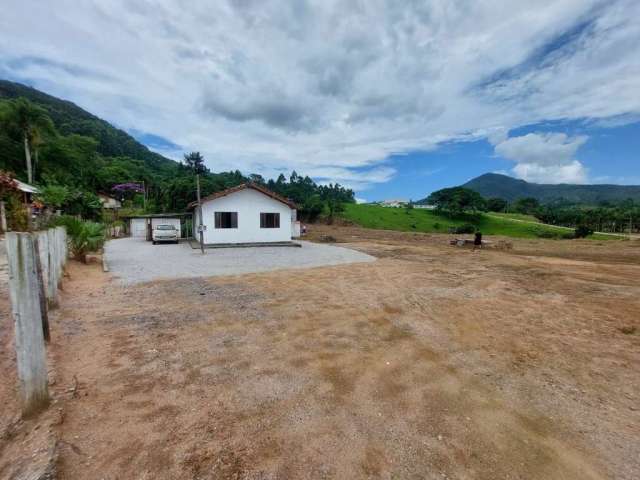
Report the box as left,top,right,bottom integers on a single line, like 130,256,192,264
260,212,280,228
214,212,238,229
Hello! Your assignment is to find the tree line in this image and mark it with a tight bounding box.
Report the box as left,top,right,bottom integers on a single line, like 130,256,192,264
0,97,354,224
425,186,639,234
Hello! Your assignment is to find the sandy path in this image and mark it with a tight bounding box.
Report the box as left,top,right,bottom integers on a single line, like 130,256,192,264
45,230,639,479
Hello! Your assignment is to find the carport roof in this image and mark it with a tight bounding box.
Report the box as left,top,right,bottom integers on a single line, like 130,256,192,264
122,213,191,218
187,183,298,210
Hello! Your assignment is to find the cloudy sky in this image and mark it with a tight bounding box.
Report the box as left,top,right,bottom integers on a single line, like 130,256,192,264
2,0,639,200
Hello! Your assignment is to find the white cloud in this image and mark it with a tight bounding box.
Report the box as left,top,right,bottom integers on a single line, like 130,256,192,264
1,0,639,189
494,132,588,183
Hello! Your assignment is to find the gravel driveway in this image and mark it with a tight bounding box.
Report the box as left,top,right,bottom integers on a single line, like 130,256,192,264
104,237,375,284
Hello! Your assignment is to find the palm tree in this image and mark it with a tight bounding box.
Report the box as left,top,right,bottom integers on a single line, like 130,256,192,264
1,98,55,184
183,151,206,253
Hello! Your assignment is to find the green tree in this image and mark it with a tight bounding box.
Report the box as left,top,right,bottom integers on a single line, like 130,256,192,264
486,197,508,212
513,197,540,215
37,184,70,208
0,97,55,183
426,187,487,216
326,198,345,224
183,151,206,174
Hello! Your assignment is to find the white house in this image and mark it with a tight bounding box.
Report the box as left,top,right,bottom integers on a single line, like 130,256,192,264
189,183,299,245
380,199,407,208
98,193,122,209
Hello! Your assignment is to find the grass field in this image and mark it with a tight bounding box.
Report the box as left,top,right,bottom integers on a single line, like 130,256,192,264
488,212,541,222
341,204,615,240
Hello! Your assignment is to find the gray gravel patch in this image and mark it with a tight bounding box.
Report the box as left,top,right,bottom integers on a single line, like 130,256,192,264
105,237,375,285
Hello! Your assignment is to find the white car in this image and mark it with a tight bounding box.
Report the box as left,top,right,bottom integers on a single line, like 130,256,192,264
152,224,179,244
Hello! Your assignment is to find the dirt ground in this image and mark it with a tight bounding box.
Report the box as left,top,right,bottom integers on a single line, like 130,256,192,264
2,227,639,479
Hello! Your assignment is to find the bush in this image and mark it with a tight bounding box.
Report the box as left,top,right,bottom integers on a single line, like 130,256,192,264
433,222,441,230
51,215,106,258
534,229,576,240
535,230,561,239
454,223,476,234
574,224,594,238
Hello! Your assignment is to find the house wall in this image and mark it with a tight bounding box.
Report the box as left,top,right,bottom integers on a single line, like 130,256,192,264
200,189,292,244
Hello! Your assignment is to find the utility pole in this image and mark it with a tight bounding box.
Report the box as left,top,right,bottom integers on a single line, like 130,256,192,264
196,173,205,254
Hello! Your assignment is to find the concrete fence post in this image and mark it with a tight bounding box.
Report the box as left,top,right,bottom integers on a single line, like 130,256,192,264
0,200,7,233
61,227,68,266
56,226,66,282
6,232,50,417
46,228,59,306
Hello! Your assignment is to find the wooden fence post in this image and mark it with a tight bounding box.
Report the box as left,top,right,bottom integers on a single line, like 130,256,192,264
33,233,50,342
6,232,50,417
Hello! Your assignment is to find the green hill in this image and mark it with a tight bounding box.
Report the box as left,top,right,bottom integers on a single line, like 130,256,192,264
0,79,176,174
340,204,615,240
461,173,640,204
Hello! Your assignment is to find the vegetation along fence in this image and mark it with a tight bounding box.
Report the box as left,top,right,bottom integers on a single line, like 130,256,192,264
6,226,67,417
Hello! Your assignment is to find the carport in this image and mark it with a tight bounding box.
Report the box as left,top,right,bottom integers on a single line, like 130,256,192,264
124,213,192,241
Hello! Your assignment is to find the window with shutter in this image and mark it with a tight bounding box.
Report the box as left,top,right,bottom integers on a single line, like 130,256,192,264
214,212,238,228
260,212,280,228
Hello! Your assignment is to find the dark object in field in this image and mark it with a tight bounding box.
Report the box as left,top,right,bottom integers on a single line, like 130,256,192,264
319,235,337,243
618,325,637,335
474,232,482,245
454,223,476,234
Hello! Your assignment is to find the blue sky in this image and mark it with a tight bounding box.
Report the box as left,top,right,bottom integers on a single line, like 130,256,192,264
360,119,640,202
1,1,639,201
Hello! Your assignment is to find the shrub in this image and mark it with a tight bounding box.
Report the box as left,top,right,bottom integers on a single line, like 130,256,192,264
535,230,560,239
5,194,28,231
51,215,106,258
534,229,576,240
454,223,476,234
574,224,594,238
433,222,441,230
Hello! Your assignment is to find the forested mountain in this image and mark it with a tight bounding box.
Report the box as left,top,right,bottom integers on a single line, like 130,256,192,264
461,173,640,204
0,80,353,218
0,80,174,172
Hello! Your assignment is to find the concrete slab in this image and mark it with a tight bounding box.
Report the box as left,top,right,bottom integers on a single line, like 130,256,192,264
104,237,375,285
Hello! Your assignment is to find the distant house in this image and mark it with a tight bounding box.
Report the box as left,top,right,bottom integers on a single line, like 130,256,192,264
98,193,122,210
14,179,39,202
0,178,39,232
188,183,300,245
380,199,407,208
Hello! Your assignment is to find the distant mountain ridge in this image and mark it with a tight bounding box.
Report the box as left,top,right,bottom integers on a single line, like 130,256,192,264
459,173,640,204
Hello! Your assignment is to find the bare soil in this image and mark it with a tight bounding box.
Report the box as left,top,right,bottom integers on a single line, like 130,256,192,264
2,227,639,479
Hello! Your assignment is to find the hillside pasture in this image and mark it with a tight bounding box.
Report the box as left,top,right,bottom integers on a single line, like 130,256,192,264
341,204,616,240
